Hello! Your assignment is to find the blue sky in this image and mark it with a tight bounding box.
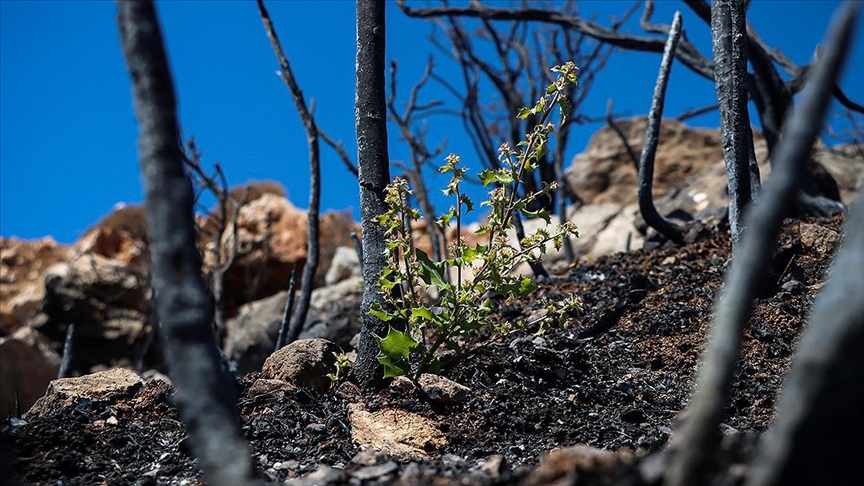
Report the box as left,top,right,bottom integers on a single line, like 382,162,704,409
1,0,862,244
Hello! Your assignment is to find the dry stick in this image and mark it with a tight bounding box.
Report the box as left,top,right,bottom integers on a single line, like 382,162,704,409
748,10,863,486
274,264,301,352
675,103,718,122
256,0,321,346
116,2,256,484
637,11,684,245
353,0,394,390
712,0,755,249
319,128,359,178
58,323,75,379
663,3,857,485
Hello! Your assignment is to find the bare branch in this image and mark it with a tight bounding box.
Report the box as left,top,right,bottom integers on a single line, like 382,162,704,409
319,128,359,178
397,0,716,80
712,0,756,248
637,12,685,245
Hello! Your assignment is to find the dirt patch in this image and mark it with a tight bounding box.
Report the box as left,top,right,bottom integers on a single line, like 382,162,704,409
1,214,843,484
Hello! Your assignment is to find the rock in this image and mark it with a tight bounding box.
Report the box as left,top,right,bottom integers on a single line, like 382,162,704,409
260,338,341,392
325,246,361,286
225,291,287,375
565,117,761,206
40,250,152,370
417,374,470,404
588,204,644,257
25,368,143,420
301,277,363,346
76,203,150,272
348,403,447,460
476,454,509,477
286,465,347,485
0,326,62,417
226,277,362,374
815,142,864,203
0,237,71,335
204,190,356,314
247,378,294,397
522,445,636,486
350,447,391,467
800,223,840,255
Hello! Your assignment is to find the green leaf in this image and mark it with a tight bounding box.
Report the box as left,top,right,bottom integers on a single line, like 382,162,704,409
370,303,396,321
416,249,448,287
519,207,552,224
478,169,498,188
378,355,411,378
377,327,419,359
558,97,572,125
517,107,532,119
411,306,436,322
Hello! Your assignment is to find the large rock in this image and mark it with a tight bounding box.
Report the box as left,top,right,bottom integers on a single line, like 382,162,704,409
260,338,341,392
225,276,362,374
324,246,361,286
201,187,357,315
24,367,143,420
565,116,769,206
0,326,62,417
815,142,864,203
0,237,71,335
39,249,152,369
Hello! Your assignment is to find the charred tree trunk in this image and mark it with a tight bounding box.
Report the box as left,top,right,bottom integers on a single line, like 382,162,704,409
712,0,756,248
353,0,393,389
117,2,256,484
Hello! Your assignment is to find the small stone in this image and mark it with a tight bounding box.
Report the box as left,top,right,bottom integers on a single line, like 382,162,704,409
800,223,839,254
477,454,508,477
305,423,326,434
350,461,399,480
661,256,677,265
417,374,470,404
781,279,804,293
106,416,118,426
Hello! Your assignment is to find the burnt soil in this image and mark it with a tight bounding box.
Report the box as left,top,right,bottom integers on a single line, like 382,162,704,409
1,214,844,485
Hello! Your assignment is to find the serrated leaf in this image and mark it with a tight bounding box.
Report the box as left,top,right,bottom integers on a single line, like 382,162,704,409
519,207,552,224
377,327,418,359
517,107,532,119
416,249,447,287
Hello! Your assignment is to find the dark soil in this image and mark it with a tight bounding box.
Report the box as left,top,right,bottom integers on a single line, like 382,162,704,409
1,214,843,485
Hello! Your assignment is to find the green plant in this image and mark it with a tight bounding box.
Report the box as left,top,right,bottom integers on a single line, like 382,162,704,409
326,353,352,383
372,62,583,380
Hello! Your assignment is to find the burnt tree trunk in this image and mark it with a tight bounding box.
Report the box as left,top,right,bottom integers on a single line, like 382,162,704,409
353,0,393,389
117,2,256,484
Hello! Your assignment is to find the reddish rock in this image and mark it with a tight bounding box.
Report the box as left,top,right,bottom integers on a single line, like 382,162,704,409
0,237,71,335
0,326,62,417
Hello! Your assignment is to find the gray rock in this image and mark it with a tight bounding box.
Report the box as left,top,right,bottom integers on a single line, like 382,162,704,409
225,277,362,374
324,246,361,286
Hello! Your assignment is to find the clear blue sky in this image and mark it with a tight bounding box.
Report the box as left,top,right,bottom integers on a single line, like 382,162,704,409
1,1,862,244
